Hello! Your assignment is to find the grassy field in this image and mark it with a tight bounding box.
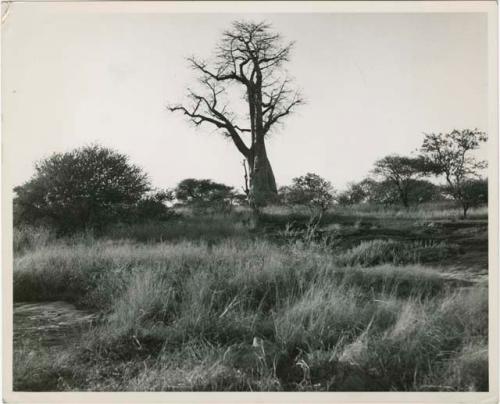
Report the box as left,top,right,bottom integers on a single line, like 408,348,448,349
13,205,489,391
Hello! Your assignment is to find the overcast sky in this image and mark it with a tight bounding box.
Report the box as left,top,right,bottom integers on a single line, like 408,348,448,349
3,4,489,192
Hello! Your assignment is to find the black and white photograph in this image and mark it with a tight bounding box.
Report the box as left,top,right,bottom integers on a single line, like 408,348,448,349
2,1,498,401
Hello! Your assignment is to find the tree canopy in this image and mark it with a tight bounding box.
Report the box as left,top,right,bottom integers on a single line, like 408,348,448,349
372,155,428,208
174,178,238,212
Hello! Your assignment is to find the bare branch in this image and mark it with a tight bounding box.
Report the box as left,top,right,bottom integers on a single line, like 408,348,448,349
263,94,302,134
189,57,246,84
262,78,303,134
169,77,251,157
169,21,302,160
168,104,226,129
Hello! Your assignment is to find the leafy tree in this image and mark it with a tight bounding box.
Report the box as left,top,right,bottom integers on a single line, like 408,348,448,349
132,189,174,222
420,129,488,217
174,178,237,212
169,21,303,207
337,179,373,206
372,154,428,208
445,178,487,217
338,177,442,207
13,145,151,232
365,179,400,206
406,180,443,204
281,173,334,213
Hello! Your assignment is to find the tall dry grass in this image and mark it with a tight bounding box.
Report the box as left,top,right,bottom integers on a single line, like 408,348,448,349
13,233,487,391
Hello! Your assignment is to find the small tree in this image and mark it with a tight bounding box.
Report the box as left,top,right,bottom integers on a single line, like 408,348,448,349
420,129,488,217
372,155,428,208
13,145,151,232
281,173,334,214
174,178,237,213
337,180,373,206
447,178,487,217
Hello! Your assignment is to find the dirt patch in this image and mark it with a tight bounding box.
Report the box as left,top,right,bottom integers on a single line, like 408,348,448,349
14,301,96,348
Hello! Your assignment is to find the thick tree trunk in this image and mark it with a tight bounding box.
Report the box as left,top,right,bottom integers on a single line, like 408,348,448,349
247,144,278,207
245,83,278,208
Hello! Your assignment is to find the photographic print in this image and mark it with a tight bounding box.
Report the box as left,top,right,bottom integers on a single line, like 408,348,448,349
2,1,498,402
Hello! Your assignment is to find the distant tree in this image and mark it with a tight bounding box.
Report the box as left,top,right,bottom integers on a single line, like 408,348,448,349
337,179,373,206
132,189,174,222
175,178,237,212
372,154,428,208
169,21,303,208
13,145,151,232
365,179,400,206
281,173,334,214
406,179,443,204
458,178,488,215
436,178,487,217
420,129,488,217
337,177,442,208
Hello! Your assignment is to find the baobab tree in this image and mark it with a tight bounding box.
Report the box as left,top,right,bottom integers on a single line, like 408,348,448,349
169,21,303,207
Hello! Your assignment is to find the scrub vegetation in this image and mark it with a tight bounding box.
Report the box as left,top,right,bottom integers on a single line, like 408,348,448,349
13,205,488,392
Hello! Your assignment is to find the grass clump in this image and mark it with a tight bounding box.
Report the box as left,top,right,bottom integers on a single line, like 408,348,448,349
333,264,468,298
436,342,488,391
335,239,460,267
13,343,74,391
13,225,55,255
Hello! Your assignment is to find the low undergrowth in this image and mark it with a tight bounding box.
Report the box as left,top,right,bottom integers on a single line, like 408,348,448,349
334,239,461,267
13,235,487,391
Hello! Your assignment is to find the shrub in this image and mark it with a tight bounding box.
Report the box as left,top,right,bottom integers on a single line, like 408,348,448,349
280,173,334,214
174,179,239,213
13,145,151,233
129,189,174,222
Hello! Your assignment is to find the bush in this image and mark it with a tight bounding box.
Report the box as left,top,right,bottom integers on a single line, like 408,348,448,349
279,173,334,214
129,189,174,222
13,145,152,233
174,178,239,213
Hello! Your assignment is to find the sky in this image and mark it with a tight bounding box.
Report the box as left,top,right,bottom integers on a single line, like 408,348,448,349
2,4,489,192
